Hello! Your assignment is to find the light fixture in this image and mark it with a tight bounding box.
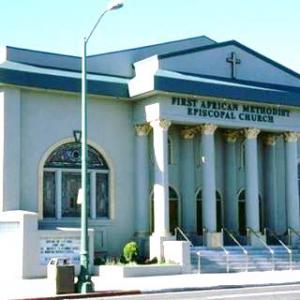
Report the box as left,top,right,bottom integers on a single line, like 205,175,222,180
73,130,82,143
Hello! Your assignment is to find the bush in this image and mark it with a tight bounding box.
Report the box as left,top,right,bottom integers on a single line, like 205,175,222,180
123,241,139,263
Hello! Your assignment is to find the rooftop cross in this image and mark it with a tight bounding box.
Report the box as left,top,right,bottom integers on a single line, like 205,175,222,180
226,52,241,79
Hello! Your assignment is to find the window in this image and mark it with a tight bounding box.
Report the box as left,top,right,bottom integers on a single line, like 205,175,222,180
43,142,109,219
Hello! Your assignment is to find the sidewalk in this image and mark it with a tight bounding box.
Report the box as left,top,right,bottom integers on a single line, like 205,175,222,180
2,270,300,300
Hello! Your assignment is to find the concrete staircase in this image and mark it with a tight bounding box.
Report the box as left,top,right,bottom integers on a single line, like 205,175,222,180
191,245,300,273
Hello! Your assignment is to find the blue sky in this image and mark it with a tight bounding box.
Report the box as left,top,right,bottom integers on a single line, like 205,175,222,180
1,0,300,72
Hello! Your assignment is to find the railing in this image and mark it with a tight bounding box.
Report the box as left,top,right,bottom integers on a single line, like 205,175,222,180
223,228,249,272
197,227,230,273
174,227,193,246
221,245,230,273
265,227,292,270
288,227,300,247
196,227,209,273
247,227,275,271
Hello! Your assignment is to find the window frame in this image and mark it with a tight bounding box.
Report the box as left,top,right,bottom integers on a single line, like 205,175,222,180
40,140,113,222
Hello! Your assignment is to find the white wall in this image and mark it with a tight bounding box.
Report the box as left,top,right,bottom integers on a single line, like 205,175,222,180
19,89,135,256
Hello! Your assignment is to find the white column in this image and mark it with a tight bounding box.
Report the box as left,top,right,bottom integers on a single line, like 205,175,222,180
150,119,171,237
55,170,62,219
135,124,151,237
223,130,239,231
263,134,277,230
284,132,300,230
200,124,217,232
244,128,260,232
181,127,196,234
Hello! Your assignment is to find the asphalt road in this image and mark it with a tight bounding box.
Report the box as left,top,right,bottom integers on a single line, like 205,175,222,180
85,284,300,300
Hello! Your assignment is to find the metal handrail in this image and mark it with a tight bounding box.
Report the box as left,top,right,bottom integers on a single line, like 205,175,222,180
223,228,248,272
288,227,300,246
196,227,209,273
221,245,230,273
247,227,275,271
174,227,193,246
265,227,292,270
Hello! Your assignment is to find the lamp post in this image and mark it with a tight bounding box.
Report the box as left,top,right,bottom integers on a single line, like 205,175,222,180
76,0,124,293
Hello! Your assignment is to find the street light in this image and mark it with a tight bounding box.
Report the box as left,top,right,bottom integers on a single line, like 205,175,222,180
76,0,124,293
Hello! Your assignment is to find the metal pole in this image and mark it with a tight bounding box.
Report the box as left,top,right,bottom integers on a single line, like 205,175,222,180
76,38,94,293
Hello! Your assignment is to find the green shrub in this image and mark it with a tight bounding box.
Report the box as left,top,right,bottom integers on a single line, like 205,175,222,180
123,241,139,263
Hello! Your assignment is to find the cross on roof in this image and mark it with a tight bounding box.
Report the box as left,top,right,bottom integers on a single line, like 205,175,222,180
226,52,241,79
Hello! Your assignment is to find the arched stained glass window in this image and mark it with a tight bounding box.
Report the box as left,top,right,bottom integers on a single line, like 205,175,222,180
43,142,109,219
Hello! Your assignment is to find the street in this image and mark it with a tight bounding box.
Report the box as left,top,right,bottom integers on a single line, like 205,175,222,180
83,284,300,300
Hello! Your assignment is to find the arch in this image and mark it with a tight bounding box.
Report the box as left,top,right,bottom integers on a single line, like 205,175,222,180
38,138,115,220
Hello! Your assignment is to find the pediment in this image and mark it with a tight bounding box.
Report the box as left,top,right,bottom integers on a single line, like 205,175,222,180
159,41,300,88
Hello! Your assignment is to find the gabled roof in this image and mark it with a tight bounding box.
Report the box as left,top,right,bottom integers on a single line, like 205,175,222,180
158,40,300,81
87,35,216,78
1,35,216,78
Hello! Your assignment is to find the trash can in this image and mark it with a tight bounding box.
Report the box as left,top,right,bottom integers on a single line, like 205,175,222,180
47,258,75,294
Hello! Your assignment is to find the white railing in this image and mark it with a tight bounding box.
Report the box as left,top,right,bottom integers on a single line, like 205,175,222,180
265,227,292,270
223,228,248,272
247,227,275,271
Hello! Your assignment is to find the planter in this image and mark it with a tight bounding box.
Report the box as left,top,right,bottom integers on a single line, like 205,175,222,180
95,264,184,277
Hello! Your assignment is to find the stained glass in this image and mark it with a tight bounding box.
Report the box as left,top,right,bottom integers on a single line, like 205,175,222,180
45,142,108,169
43,142,109,219
96,173,109,217
43,171,56,218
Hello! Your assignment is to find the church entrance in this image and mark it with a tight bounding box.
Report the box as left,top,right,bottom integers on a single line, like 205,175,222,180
196,190,222,234
150,186,179,234
238,190,246,235
238,189,264,235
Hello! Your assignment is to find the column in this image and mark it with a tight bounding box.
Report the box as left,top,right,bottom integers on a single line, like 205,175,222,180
201,124,217,232
263,134,277,230
181,126,196,234
223,130,239,231
244,128,260,232
149,119,171,260
150,119,171,237
135,124,151,238
284,132,300,230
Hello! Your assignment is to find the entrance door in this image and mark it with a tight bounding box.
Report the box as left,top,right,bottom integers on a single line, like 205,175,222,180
196,190,222,234
238,190,246,235
150,186,179,234
238,190,264,235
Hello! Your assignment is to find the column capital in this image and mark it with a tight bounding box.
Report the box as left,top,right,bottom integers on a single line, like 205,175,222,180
200,124,217,135
150,119,171,130
244,128,260,139
181,126,197,139
262,134,277,146
284,132,300,142
223,130,240,143
135,123,151,136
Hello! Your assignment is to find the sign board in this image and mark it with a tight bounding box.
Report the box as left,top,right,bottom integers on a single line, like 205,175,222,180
40,236,80,266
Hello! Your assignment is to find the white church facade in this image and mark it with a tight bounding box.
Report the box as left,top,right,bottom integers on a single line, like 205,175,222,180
1,36,300,276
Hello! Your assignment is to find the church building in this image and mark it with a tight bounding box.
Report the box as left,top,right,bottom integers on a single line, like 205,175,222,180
1,35,300,267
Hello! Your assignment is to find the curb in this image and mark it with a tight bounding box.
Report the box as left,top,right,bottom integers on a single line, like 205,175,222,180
12,280,300,300
14,290,141,300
